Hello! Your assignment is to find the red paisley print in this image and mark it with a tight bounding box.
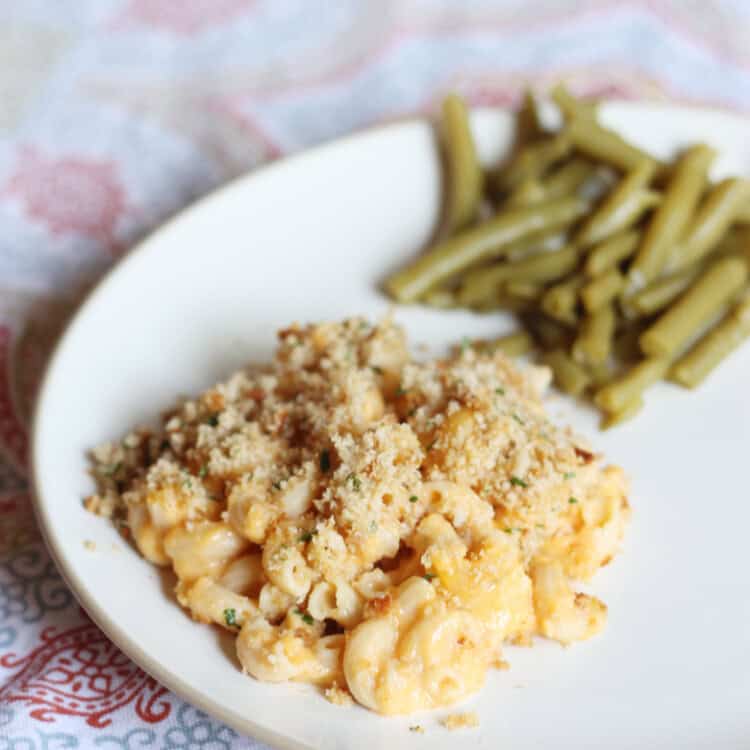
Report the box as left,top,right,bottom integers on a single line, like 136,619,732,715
0,326,27,471
117,0,256,35
0,623,171,727
5,148,127,251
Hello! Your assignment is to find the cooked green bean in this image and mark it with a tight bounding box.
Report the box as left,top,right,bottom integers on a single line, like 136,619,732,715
669,293,750,388
572,304,616,366
639,256,749,357
587,360,616,388
474,330,535,357
441,94,483,234
581,268,626,313
516,89,544,146
600,396,644,430
541,349,592,396
621,265,701,318
584,229,640,277
612,324,647,363
576,161,657,246
506,177,546,208
385,195,589,302
524,314,572,350
457,244,580,306
550,83,597,121
492,133,572,194
421,289,458,309
628,144,715,287
567,115,659,173
594,357,670,413
667,178,750,272
505,228,567,261
504,280,543,302
735,202,750,224
540,158,595,201
540,275,584,325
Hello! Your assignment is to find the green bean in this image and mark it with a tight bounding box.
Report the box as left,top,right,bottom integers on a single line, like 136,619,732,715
457,244,580,307
581,268,626,313
540,158,595,201
541,349,592,396
576,161,657,246
421,289,458,309
385,195,589,302
600,396,644,430
572,304,616,366
628,144,715,287
567,115,659,173
612,324,647,364
474,331,535,357
639,256,749,358
505,228,566,261
735,202,750,224
523,314,572,350
504,280,543,302
516,89,545,146
584,230,640,277
550,83,597,121
669,293,750,388
505,177,546,208
587,360,616,389
620,265,701,318
667,178,750,272
441,94,483,234
492,133,572,194
594,357,670,413
540,275,584,325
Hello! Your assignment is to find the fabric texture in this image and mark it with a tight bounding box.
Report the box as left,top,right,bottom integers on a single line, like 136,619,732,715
1,1,749,746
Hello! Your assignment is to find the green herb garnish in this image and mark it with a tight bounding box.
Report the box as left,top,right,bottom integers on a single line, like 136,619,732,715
568,497,578,504
347,473,362,491
295,608,314,625
198,464,208,478
512,413,525,426
319,450,331,473
510,476,528,488
206,413,220,427
495,387,505,395
223,608,240,628
423,573,436,581
563,472,576,480
371,365,383,375
409,495,418,503
299,530,317,543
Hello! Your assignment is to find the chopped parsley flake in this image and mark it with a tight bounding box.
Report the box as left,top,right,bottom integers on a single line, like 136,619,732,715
347,473,362,491
503,527,513,534
295,608,314,625
182,478,192,490
198,464,208,478
495,387,505,395
427,439,437,451
512,413,525,426
371,365,383,375
409,495,418,503
510,476,528,488
206,413,220,427
299,530,318,543
423,573,436,581
563,472,576,480
369,520,378,533
272,480,282,491
223,608,240,628
319,450,331,473
568,497,578,504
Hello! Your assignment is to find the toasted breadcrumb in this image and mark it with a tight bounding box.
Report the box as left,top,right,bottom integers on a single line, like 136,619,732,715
325,683,353,706
442,711,479,730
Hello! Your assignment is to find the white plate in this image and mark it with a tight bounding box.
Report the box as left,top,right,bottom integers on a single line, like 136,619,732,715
32,103,750,750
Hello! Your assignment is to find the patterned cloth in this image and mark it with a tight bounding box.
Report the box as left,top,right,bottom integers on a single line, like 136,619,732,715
1,1,749,746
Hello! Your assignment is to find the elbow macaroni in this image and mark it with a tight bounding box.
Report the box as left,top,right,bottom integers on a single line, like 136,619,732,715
87,316,630,716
